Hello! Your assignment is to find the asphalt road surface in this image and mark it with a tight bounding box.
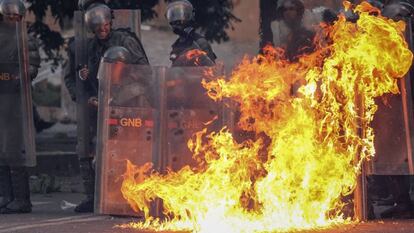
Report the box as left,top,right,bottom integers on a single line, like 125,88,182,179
0,193,413,233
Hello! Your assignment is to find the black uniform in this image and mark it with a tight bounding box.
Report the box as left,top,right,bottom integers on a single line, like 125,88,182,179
0,24,39,214
65,29,149,101
85,28,149,158
87,28,149,96
67,27,149,213
170,30,216,67
283,26,315,62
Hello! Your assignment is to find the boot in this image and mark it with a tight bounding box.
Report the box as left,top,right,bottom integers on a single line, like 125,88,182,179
1,167,31,214
0,166,13,209
74,158,95,213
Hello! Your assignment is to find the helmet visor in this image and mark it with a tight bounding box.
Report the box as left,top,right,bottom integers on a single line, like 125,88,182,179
84,4,112,31
0,0,25,16
166,2,193,23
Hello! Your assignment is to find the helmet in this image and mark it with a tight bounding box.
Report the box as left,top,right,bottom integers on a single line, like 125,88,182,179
0,0,26,17
103,46,132,64
84,4,112,32
275,0,305,21
166,0,194,23
78,0,105,11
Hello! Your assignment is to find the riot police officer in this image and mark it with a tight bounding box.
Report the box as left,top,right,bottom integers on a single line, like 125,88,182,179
166,0,217,67
0,0,46,134
79,3,149,91
63,2,107,102
78,0,105,12
73,3,149,213
274,0,316,61
0,0,37,214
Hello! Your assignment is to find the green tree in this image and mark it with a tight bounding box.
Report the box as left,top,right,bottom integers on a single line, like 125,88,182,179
26,0,240,64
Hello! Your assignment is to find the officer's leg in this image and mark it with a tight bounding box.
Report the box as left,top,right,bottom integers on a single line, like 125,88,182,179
74,157,95,213
75,108,97,213
0,166,31,214
0,166,13,209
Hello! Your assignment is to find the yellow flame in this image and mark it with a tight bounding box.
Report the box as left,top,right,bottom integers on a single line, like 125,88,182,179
120,2,413,233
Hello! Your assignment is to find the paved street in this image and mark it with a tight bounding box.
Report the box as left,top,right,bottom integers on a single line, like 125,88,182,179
0,193,413,233
0,193,138,233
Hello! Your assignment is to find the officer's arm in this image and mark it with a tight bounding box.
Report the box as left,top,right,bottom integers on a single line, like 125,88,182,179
123,36,150,65
63,40,77,101
196,38,217,62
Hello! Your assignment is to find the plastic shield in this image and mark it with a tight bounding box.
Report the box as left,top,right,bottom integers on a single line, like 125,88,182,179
95,62,157,216
358,16,414,222
368,18,414,176
271,0,342,50
74,9,142,161
163,67,226,172
0,20,36,167
95,64,226,216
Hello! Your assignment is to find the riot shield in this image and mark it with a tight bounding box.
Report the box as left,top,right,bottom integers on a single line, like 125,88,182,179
153,66,226,218
0,20,36,167
368,19,414,176
74,9,142,163
369,87,414,175
95,64,226,216
271,0,342,50
163,67,226,172
95,62,157,216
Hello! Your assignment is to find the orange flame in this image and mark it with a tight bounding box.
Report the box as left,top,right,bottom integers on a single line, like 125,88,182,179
185,49,209,66
120,2,413,233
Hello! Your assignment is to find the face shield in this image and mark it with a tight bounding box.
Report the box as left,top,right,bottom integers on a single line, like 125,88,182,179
84,4,112,33
166,0,194,24
0,0,25,22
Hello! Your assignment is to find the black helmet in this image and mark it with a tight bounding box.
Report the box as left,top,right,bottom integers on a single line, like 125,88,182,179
84,4,112,32
103,46,132,64
0,0,25,17
166,0,194,24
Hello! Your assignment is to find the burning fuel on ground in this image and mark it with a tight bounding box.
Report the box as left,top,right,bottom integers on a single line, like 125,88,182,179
120,2,413,233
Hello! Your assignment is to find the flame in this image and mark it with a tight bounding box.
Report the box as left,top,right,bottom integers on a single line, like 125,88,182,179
185,49,209,66
120,2,412,233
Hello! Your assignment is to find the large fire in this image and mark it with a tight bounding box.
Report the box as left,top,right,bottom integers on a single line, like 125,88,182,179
120,2,412,233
